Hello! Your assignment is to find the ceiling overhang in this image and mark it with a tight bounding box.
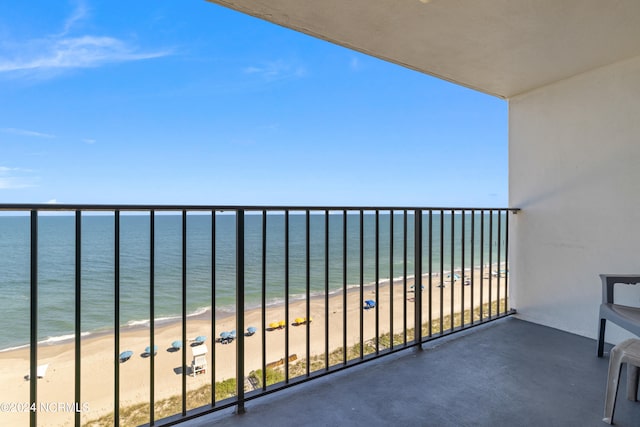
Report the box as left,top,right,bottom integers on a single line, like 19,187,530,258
206,0,640,99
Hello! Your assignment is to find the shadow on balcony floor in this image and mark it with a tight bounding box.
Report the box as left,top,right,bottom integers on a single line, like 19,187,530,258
186,317,639,427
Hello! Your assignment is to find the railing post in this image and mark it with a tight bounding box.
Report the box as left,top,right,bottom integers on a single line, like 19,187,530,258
75,210,82,427
114,211,120,427
29,210,38,427
181,210,187,415
149,211,155,425
415,209,423,346
236,209,246,414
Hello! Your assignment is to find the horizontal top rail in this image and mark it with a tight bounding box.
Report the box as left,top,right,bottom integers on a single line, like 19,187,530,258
0,203,520,212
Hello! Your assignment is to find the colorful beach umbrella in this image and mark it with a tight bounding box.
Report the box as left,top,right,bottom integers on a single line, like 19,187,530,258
145,345,158,355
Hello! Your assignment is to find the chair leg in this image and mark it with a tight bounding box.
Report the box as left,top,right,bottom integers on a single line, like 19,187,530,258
603,347,624,424
597,318,607,357
627,364,639,402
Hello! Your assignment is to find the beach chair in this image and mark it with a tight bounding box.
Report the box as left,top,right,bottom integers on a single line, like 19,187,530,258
364,300,376,310
268,321,280,330
597,274,640,357
191,344,208,376
219,331,230,344
24,364,49,380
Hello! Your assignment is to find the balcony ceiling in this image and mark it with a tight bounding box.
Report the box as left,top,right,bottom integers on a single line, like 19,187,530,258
206,0,640,99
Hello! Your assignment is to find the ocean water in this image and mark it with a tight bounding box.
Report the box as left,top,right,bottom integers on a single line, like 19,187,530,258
0,211,507,350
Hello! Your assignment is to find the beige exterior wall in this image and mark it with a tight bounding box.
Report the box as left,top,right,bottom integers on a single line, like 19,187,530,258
509,55,640,343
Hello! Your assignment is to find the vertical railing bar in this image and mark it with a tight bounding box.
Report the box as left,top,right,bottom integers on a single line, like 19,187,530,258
74,211,82,427
375,210,379,354
470,211,475,325
504,211,510,313
403,210,407,345
149,210,155,426
211,210,217,402
389,210,394,350
284,210,290,382
428,210,433,339
342,209,347,366
439,210,444,335
497,210,502,316
438,210,444,335
359,210,364,360
236,209,246,414
489,210,494,319
181,210,187,415
461,210,466,329
450,209,455,332
261,210,267,390
114,211,120,426
305,210,311,376
324,209,329,371
414,209,423,345
480,211,485,322
30,210,37,427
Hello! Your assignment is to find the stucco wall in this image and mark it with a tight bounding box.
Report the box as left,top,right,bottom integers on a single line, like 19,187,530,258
509,54,640,343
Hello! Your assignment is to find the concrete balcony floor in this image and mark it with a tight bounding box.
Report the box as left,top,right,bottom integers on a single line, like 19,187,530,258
186,317,639,427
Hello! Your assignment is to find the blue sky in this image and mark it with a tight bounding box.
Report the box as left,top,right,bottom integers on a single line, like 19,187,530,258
0,0,507,207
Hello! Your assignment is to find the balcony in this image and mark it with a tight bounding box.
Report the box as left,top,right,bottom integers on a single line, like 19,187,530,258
0,204,517,426
188,317,640,427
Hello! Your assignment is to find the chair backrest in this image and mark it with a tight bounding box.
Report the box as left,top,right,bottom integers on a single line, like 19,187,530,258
600,274,640,304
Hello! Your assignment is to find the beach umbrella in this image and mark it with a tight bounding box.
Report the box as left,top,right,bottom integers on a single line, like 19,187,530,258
294,317,305,325
247,326,257,336
278,320,286,329
194,335,206,345
145,345,158,355
229,330,237,340
171,340,182,350
119,350,133,363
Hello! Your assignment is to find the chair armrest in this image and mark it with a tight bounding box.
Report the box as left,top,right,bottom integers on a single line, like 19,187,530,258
600,274,640,304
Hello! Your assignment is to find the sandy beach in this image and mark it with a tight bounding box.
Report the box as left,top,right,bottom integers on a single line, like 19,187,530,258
0,267,507,426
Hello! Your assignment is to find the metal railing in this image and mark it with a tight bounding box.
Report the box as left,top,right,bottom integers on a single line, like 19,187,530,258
0,204,518,426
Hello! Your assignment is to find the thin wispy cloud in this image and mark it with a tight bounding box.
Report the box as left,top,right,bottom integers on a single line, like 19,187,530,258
0,128,55,138
0,36,171,74
243,60,306,82
59,0,88,37
0,167,37,189
83,138,96,144
0,2,171,77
